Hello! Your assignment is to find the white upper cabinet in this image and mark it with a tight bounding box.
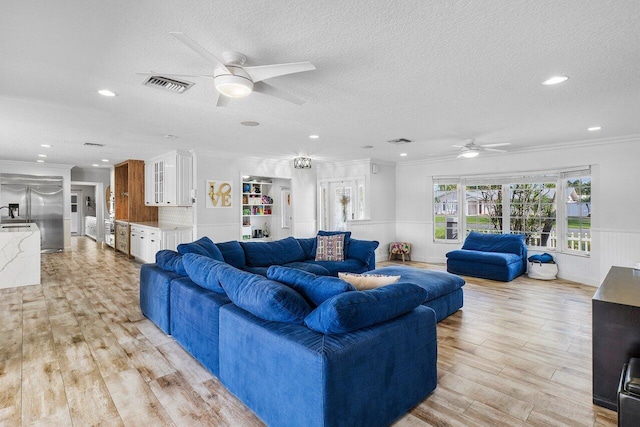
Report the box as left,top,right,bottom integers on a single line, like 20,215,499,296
145,150,193,206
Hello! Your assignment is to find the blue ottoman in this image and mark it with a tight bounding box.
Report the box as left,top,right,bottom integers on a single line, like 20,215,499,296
367,266,465,322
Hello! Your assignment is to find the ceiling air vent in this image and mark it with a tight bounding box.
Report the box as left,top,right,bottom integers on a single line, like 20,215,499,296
143,76,194,94
83,142,105,147
387,138,413,145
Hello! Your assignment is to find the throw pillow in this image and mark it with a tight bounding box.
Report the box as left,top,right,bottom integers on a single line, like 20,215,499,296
155,250,187,276
338,272,401,290
348,239,379,267
315,234,345,261
267,266,355,306
177,236,224,261
181,253,226,293
312,230,352,257
304,283,427,334
218,264,312,324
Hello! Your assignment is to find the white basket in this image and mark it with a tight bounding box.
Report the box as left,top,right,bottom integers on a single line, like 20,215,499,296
527,261,558,280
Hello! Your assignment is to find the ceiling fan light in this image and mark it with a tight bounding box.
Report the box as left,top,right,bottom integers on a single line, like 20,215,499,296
461,150,480,158
214,75,253,98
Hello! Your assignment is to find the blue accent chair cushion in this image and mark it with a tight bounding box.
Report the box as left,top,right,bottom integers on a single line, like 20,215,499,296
216,240,246,269
241,236,306,267
266,266,355,306
182,253,226,293
304,283,427,334
218,263,312,324
155,250,187,276
177,236,224,261
348,238,379,267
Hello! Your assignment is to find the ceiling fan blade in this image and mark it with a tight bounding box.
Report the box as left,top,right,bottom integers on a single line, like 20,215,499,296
481,142,511,148
169,32,229,73
253,81,305,105
484,148,507,153
216,94,230,107
244,62,316,83
452,145,465,148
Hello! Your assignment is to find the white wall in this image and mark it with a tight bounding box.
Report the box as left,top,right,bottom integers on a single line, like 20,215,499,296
395,137,640,286
192,152,317,243
0,160,73,250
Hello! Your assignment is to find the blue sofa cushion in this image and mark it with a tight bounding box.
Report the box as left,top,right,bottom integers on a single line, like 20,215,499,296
177,236,224,261
304,258,369,276
267,266,355,306
462,231,526,256
446,249,522,266
367,266,465,302
281,262,331,276
182,253,226,293
312,230,352,257
155,250,187,276
241,236,306,267
218,263,312,324
296,238,316,259
348,238,379,267
304,283,427,334
216,240,246,269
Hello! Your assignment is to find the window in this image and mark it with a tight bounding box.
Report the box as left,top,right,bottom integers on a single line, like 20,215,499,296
565,176,591,254
433,181,459,241
432,168,591,255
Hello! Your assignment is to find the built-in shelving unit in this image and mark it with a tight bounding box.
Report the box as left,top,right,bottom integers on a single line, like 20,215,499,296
241,179,273,240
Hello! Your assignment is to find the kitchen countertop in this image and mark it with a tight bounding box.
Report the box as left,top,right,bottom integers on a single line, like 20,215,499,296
0,222,40,288
0,222,39,232
129,221,192,230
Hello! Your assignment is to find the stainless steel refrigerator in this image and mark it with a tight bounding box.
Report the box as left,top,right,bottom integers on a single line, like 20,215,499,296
0,173,64,252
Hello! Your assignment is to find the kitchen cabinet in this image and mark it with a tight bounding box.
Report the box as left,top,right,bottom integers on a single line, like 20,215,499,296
84,216,97,240
115,221,130,255
114,159,157,256
129,222,192,263
145,151,193,206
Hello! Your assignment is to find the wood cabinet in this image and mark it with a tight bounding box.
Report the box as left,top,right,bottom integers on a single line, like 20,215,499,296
114,159,158,256
592,266,640,411
144,151,193,206
130,223,192,263
241,180,273,240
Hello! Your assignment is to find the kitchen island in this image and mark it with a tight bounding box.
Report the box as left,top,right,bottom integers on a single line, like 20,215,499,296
0,222,40,288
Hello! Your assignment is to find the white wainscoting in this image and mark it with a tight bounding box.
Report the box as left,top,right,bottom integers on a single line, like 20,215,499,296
593,228,640,284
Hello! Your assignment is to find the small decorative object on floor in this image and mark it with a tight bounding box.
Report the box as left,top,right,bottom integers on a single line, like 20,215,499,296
527,253,558,280
388,242,411,262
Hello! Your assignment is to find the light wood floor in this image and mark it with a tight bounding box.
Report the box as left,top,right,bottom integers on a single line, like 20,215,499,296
0,237,617,426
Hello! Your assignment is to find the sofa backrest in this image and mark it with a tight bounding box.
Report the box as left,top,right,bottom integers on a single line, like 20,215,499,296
462,232,526,257
240,236,306,267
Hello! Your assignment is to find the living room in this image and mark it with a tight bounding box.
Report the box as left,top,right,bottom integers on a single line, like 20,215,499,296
1,1,640,426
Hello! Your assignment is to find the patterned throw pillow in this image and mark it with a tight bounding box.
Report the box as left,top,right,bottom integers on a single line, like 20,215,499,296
315,234,345,261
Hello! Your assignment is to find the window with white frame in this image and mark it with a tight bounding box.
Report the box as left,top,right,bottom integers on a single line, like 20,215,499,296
432,168,591,255
433,181,460,241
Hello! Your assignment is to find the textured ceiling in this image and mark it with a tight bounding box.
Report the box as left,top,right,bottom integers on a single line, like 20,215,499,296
1,1,639,168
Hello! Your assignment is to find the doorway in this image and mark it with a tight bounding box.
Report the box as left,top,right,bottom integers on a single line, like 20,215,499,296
318,177,366,231
70,191,80,234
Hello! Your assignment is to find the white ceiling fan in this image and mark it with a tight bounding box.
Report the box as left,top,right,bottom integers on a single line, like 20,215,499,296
137,32,316,107
454,140,511,158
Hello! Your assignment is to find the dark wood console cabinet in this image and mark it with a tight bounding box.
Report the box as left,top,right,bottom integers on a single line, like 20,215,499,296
593,266,640,410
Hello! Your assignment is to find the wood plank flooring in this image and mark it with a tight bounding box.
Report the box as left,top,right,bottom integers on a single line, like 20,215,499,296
0,237,617,426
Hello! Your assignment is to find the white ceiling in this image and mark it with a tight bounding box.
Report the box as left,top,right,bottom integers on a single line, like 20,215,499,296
1,1,639,169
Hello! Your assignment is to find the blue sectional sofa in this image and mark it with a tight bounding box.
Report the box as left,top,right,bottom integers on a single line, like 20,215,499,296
446,231,528,281
139,235,439,427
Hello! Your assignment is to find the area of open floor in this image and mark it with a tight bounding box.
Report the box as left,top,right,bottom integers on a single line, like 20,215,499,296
0,237,616,426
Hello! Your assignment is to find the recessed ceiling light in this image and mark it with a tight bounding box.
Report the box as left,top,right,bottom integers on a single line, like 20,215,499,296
164,134,179,139
461,151,480,158
40,144,51,148
92,164,99,167
240,121,260,127
400,153,408,157
542,76,569,85
241,175,251,179
101,159,109,162
362,145,374,149
588,126,602,131
98,89,117,97
38,154,47,158
36,160,45,163
309,135,320,139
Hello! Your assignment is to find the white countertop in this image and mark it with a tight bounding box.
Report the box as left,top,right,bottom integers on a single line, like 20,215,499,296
0,222,40,288
129,221,192,230
0,222,39,233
